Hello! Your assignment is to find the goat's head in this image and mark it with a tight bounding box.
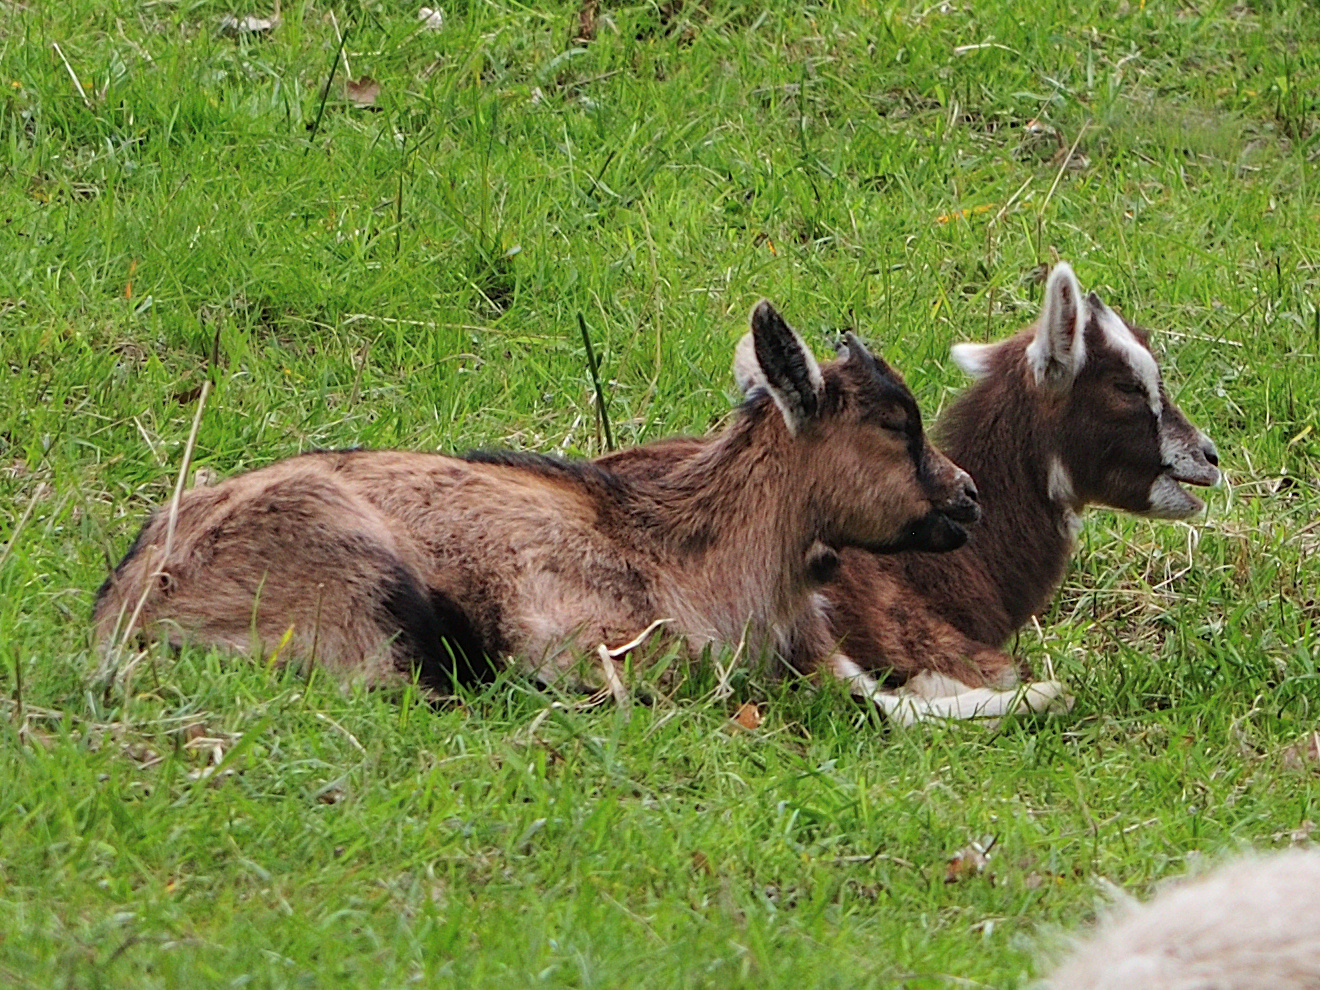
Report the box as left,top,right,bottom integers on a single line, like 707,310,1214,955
734,300,980,553
951,262,1220,519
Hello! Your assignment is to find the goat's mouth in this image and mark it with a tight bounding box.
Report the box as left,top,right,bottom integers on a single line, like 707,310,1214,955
1168,461,1221,489
867,508,970,555
943,498,982,526
1147,464,1220,520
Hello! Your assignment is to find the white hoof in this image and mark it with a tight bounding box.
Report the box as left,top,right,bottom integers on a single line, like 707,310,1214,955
1015,679,1074,716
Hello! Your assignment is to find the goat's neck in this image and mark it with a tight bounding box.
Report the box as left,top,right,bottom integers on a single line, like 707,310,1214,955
934,385,1078,635
638,414,819,650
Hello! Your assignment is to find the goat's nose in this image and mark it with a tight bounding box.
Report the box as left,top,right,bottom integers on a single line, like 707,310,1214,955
942,473,981,525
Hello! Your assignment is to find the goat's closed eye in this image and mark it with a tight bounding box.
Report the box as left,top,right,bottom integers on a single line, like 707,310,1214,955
1113,380,1145,395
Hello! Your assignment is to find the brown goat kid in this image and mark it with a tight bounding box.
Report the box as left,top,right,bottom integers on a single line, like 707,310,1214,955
601,263,1220,723
94,301,979,696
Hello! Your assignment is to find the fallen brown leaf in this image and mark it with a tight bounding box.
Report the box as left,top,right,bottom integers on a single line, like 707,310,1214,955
345,76,381,110
945,836,995,884
731,701,762,731
174,382,205,405
123,740,163,769
575,0,600,43
1281,732,1320,772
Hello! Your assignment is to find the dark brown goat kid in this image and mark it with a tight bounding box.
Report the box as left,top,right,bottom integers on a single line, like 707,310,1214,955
601,263,1220,723
94,301,979,696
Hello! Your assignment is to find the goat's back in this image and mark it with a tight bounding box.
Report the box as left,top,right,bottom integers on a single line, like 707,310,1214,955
93,449,641,685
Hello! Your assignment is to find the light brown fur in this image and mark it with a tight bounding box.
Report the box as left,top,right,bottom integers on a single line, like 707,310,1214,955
94,301,978,695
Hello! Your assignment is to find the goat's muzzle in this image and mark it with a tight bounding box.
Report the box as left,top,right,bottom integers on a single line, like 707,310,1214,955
862,473,980,554
1149,433,1221,519
941,478,981,525
873,509,969,554
874,487,979,554
896,477,980,553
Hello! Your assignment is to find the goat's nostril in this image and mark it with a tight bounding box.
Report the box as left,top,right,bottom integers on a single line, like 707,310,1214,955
1204,446,1220,467
963,481,980,503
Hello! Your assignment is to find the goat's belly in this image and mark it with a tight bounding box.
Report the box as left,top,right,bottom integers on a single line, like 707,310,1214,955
504,566,661,674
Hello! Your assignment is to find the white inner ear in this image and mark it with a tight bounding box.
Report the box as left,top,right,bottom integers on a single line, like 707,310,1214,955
732,332,763,396
1027,262,1088,386
794,327,826,398
950,341,997,379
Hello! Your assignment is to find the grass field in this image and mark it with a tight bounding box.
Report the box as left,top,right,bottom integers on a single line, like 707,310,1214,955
3,1,1319,986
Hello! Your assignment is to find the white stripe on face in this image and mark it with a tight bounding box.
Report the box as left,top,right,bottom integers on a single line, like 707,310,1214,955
1093,303,1162,415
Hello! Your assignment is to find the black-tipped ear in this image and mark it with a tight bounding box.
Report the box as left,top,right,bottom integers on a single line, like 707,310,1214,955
736,300,825,434
1027,261,1088,388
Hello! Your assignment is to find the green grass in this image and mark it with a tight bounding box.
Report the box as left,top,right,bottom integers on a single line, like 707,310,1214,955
3,0,1320,986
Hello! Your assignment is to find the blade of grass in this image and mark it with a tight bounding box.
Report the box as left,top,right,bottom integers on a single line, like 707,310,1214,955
577,311,615,452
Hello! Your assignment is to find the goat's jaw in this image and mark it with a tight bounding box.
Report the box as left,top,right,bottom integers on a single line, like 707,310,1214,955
857,486,980,555
866,509,970,554
1146,461,1221,519
1151,424,1221,519
1145,474,1206,519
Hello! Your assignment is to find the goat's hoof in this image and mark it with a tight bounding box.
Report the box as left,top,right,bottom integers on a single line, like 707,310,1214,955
1016,679,1074,715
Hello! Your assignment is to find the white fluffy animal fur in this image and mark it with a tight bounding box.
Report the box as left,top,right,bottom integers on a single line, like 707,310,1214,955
1040,850,1320,990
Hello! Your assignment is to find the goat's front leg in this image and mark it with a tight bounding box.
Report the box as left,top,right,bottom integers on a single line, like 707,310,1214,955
829,654,1072,726
901,669,1073,720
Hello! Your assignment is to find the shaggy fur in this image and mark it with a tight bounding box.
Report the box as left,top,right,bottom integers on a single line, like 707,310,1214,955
94,301,978,695
1040,850,1320,990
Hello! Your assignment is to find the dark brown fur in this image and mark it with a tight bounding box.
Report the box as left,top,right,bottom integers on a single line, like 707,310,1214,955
602,265,1220,701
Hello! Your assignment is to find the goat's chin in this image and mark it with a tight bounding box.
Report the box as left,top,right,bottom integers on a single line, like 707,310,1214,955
1143,474,1207,520
868,511,969,554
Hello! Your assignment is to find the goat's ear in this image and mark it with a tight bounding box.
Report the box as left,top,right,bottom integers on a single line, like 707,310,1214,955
1026,261,1089,389
733,334,760,396
949,341,998,380
734,300,825,434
